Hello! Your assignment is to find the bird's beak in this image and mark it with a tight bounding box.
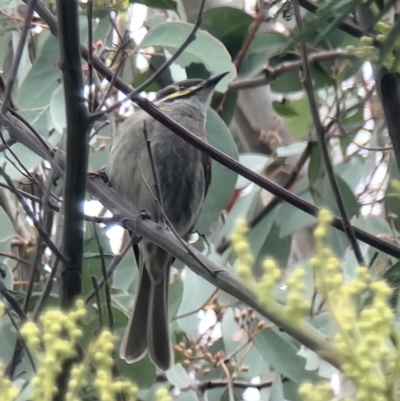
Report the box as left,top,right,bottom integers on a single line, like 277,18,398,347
203,72,230,89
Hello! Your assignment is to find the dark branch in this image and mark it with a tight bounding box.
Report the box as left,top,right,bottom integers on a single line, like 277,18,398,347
1,0,37,113
293,0,365,266
298,0,364,38
56,0,90,308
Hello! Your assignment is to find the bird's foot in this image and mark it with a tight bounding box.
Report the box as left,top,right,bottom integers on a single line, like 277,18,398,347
138,210,152,220
88,168,112,187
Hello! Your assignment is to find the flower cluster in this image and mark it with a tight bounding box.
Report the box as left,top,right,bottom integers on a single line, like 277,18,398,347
12,299,138,401
231,218,309,323
231,218,256,292
303,209,395,401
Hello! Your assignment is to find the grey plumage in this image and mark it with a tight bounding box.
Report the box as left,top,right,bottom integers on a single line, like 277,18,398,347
106,73,227,371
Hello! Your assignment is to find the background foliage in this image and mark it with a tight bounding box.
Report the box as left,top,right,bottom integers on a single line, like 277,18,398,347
0,0,400,400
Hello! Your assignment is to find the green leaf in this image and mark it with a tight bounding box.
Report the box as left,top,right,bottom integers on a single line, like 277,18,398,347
16,31,60,110
0,263,13,290
320,173,360,219
139,22,236,92
222,309,269,379
239,31,288,78
247,202,282,267
273,100,299,117
176,391,199,401
212,186,260,254
116,352,157,388
112,250,138,293
131,0,177,11
0,314,17,363
308,146,324,186
269,54,333,93
166,363,189,388
82,223,114,302
198,7,253,59
253,221,292,272
270,374,285,401
276,192,316,238
253,325,319,383
276,141,308,158
10,31,32,88
195,109,238,236
236,153,270,189
284,98,313,139
0,206,14,253
176,267,215,337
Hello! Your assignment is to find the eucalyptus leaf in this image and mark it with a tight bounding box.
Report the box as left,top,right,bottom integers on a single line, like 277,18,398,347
166,363,190,388
272,100,299,117
236,153,270,189
195,109,238,236
139,22,236,91
0,206,15,252
253,325,319,383
198,7,253,59
239,31,288,78
276,141,308,158
176,267,215,337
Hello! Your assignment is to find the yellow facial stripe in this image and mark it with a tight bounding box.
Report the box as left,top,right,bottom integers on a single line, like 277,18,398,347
162,85,202,101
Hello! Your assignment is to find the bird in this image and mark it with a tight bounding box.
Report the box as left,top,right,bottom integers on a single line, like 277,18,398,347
106,72,229,371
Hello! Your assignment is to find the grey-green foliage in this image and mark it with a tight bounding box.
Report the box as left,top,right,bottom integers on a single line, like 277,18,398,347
0,1,398,400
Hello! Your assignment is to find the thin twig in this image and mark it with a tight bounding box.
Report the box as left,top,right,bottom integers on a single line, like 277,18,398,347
22,240,43,313
217,141,313,254
94,40,131,113
0,165,68,263
229,50,357,91
217,8,266,113
0,138,16,152
142,120,165,223
93,223,113,329
32,258,60,320
298,0,364,38
198,377,289,390
0,181,115,223
134,0,207,94
91,276,103,328
4,310,36,378
0,280,26,320
293,0,365,266
84,237,135,303
89,0,207,123
1,0,37,113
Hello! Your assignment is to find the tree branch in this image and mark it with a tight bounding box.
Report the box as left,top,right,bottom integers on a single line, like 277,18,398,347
293,0,365,266
56,0,90,307
298,0,364,38
228,50,357,91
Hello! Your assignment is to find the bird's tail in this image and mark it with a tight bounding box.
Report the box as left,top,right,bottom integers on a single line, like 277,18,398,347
119,244,172,371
